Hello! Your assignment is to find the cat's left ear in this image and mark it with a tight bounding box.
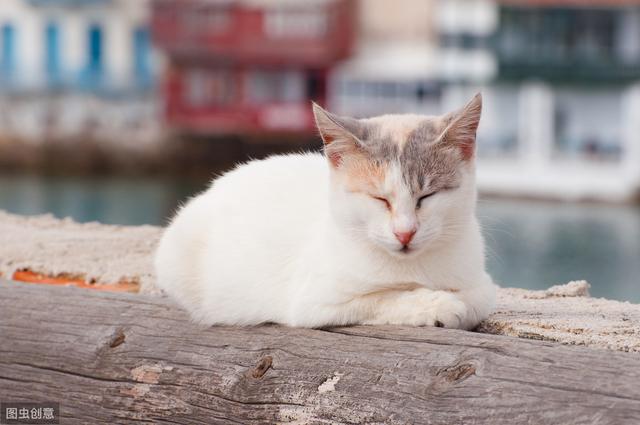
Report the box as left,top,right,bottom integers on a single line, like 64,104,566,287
312,102,365,168
438,93,482,161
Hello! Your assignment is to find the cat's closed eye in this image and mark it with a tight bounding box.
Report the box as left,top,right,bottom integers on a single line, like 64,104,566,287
371,196,391,210
416,192,437,209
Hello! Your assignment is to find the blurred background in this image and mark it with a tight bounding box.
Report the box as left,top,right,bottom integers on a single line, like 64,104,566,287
0,0,638,301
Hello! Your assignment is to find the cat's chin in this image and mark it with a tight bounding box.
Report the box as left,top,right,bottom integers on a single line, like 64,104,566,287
386,245,425,260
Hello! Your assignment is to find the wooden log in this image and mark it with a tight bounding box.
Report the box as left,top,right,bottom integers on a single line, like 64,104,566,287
1,280,639,425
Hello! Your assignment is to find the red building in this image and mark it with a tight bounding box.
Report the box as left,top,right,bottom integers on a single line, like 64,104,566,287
152,0,356,135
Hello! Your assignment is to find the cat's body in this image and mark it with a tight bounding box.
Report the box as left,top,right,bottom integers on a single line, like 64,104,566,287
155,94,496,329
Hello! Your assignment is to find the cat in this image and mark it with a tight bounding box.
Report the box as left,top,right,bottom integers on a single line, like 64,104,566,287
154,93,496,329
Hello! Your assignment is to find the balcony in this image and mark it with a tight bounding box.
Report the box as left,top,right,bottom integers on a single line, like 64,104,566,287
152,0,355,67
494,6,640,82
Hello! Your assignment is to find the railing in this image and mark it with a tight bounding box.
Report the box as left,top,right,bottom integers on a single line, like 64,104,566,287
497,60,640,82
494,5,640,82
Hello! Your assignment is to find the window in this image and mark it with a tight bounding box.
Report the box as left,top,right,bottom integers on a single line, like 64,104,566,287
553,89,622,162
245,70,304,104
439,33,488,49
185,69,234,107
617,9,640,64
475,88,519,158
45,22,61,85
264,9,327,39
340,80,440,103
133,27,151,86
335,79,442,116
497,8,619,65
305,70,324,101
183,6,230,35
1,23,16,80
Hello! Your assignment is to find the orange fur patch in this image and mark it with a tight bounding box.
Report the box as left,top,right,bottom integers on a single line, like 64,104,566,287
341,157,387,193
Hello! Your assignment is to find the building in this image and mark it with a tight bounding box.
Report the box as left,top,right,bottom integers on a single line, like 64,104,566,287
470,0,640,201
331,0,495,117
152,0,355,135
0,0,160,145
335,0,640,201
330,0,440,117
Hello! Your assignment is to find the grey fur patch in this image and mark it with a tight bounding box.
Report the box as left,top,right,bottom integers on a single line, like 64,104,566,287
401,119,461,194
358,122,399,165
356,118,461,194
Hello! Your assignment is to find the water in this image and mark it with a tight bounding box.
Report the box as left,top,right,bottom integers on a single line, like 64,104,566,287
0,174,202,227
479,199,640,302
1,174,638,302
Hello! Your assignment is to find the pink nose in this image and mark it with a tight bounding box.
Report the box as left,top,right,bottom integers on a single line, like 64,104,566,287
394,230,416,246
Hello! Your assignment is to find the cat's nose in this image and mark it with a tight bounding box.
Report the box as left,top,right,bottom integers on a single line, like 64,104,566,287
394,230,416,246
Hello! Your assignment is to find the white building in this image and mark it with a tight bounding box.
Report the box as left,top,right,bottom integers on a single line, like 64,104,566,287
468,1,640,202
0,0,161,145
330,0,443,117
331,0,495,117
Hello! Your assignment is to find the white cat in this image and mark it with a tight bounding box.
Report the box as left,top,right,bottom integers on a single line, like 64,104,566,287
155,93,496,329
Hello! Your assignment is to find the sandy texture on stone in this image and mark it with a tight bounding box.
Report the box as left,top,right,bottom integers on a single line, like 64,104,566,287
0,210,160,291
1,210,638,352
480,281,640,352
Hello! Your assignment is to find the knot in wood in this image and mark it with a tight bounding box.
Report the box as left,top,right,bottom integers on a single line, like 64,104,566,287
252,356,273,379
436,362,476,383
109,328,126,348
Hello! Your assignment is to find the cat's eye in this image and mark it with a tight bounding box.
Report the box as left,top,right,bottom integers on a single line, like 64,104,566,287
372,196,391,210
416,192,437,209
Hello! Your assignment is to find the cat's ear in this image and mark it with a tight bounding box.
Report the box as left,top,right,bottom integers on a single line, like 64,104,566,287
312,102,365,167
438,93,482,161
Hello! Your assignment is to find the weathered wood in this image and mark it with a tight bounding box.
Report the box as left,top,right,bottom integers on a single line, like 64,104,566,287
1,280,639,425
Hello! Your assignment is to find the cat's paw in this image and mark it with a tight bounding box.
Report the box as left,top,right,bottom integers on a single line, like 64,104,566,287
425,291,468,329
364,289,468,329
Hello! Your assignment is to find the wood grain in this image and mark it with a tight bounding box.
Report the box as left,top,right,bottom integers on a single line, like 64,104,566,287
1,280,639,424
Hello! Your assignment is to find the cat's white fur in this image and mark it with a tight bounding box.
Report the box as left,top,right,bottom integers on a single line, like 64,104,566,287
155,95,496,329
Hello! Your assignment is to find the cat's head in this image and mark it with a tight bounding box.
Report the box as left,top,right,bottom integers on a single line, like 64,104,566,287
313,93,482,258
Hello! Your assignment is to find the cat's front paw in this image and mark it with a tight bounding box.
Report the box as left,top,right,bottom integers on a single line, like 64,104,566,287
364,289,469,329
425,291,468,329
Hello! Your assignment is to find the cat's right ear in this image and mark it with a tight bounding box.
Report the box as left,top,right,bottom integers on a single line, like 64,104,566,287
437,93,482,161
312,102,364,168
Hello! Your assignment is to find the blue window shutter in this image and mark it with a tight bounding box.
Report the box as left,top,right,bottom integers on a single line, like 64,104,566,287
83,24,103,88
133,26,151,87
45,22,61,85
1,24,16,80
88,25,102,72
